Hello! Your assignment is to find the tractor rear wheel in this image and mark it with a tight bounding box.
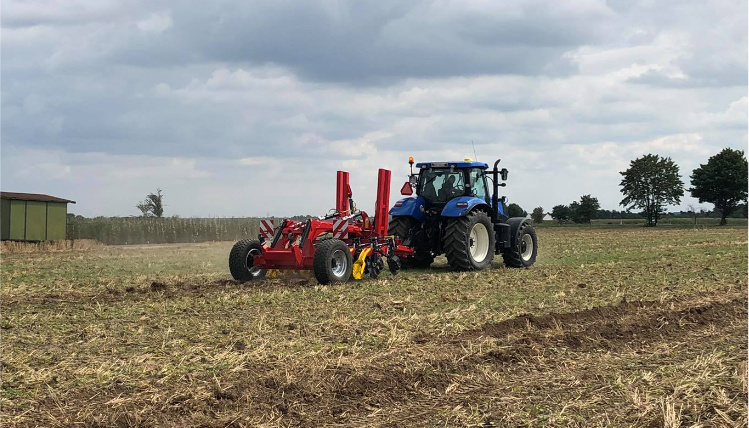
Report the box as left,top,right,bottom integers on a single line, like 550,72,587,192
229,239,267,281
388,216,411,240
444,210,495,271
388,217,434,268
503,223,538,268
313,239,353,284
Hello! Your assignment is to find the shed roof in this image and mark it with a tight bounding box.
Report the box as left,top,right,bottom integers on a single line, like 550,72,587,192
1,192,76,204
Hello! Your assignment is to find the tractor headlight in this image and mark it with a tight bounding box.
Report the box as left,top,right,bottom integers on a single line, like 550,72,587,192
409,175,418,186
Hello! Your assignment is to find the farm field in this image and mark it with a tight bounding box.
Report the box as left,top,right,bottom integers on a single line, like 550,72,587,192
1,227,747,427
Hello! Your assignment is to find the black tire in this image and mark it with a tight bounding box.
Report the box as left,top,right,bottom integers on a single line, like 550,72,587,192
229,239,267,281
313,239,353,284
388,217,434,268
503,223,538,268
388,216,412,239
444,210,495,271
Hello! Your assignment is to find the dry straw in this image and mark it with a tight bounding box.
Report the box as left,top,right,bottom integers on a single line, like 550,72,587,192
0,239,104,253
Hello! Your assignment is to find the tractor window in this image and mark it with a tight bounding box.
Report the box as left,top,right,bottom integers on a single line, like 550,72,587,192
469,169,489,202
419,169,465,204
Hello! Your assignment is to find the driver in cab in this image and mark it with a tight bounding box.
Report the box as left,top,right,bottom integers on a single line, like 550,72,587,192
439,175,456,201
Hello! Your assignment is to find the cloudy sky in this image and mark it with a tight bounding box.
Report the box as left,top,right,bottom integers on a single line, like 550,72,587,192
2,0,746,217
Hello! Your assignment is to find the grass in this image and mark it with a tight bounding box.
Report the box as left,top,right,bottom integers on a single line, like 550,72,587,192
1,226,747,427
536,217,748,228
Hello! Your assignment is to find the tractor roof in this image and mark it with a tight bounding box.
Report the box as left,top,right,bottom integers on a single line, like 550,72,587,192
416,161,488,169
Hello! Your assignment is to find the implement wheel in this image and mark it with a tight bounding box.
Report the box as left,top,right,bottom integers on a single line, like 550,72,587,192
444,210,495,271
503,223,538,268
229,239,267,281
313,239,353,284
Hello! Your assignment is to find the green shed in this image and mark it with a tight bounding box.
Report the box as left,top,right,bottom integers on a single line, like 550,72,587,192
1,192,76,241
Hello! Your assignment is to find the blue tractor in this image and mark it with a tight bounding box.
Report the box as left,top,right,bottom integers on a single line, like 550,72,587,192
389,158,538,270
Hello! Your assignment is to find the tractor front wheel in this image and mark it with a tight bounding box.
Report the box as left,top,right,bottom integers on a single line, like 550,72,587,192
313,239,353,284
503,223,538,268
229,239,267,281
444,211,495,271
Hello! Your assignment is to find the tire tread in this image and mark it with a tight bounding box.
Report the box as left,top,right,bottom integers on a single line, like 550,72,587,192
502,223,537,268
388,217,433,268
229,239,265,281
313,239,352,284
444,211,494,271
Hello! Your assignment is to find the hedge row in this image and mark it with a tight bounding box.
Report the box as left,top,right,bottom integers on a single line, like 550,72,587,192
66,217,265,245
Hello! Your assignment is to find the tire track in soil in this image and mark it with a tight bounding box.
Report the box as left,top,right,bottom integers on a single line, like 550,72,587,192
250,293,747,427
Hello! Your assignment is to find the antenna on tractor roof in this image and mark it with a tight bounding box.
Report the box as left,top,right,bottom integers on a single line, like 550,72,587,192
471,140,478,161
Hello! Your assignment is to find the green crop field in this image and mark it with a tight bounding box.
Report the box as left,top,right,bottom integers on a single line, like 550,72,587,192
2,226,747,427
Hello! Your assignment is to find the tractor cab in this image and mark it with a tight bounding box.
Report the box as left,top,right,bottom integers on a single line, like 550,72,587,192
397,158,508,220
414,161,491,208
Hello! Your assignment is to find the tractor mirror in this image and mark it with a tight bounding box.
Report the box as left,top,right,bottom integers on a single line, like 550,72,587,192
500,168,509,181
400,181,413,196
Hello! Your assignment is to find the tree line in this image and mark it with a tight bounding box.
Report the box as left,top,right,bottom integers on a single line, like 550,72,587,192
521,148,748,226
71,147,745,244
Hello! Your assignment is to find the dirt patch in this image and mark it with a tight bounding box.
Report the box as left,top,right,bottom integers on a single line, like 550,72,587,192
150,281,169,291
476,296,746,358
223,294,748,426
478,299,652,338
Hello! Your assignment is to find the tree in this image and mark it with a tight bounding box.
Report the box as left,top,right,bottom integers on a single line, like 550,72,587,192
690,148,748,225
531,207,545,224
569,201,581,223
136,201,151,216
619,154,684,226
576,195,600,224
136,189,165,217
736,203,749,219
507,203,526,218
551,204,570,224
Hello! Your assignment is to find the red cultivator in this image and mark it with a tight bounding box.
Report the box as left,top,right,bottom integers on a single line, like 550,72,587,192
229,169,413,284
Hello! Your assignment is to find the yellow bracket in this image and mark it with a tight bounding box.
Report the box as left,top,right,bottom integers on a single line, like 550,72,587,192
352,248,372,280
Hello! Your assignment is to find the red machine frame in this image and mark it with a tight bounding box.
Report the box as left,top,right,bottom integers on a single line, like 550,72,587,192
251,168,413,277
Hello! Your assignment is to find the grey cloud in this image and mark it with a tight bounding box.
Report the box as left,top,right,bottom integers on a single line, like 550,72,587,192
15,1,614,83
1,0,133,28
1,0,746,216
202,0,602,82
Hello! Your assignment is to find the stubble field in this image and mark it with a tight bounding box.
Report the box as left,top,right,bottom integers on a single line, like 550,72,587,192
1,226,747,427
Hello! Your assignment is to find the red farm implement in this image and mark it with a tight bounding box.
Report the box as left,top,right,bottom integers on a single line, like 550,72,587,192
229,169,413,284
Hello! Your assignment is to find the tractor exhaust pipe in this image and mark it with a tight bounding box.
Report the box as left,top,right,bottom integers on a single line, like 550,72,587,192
491,159,508,223
491,159,501,223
